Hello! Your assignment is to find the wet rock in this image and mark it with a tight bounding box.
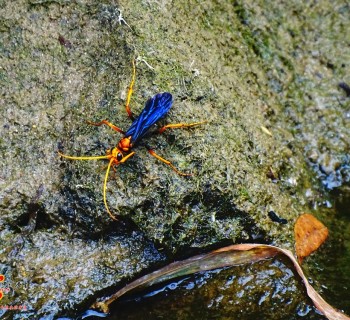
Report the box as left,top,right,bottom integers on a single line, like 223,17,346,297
318,153,342,176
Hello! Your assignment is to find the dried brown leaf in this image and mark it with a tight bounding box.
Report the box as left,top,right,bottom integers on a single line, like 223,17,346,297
295,213,329,263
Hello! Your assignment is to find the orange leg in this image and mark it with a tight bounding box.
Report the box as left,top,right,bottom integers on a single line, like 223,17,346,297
86,120,125,134
125,59,136,120
148,149,192,176
158,121,207,134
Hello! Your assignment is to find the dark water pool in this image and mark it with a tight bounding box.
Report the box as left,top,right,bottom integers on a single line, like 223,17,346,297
92,258,326,320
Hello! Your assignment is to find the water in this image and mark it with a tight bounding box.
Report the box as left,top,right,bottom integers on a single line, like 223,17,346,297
104,258,326,319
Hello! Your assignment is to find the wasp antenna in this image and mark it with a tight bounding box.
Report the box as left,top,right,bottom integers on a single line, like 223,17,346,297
58,151,110,161
103,158,119,221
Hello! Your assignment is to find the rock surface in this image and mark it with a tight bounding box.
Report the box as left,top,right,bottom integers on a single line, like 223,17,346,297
0,0,349,318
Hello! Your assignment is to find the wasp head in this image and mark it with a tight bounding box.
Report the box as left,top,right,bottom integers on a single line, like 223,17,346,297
107,147,124,164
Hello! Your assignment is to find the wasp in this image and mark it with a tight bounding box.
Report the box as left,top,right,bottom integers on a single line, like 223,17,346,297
59,60,205,220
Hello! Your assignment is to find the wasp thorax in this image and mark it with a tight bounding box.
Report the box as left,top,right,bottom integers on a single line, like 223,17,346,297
118,136,132,152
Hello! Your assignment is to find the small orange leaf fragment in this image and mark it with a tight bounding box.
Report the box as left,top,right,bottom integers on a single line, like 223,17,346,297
295,213,328,264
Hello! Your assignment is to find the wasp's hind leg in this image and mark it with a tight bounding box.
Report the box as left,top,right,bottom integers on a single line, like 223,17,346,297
146,147,192,176
158,121,207,134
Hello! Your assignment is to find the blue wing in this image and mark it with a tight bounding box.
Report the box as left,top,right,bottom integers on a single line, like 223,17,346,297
125,92,173,144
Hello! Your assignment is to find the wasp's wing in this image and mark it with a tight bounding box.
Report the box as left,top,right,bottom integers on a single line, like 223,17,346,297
125,92,173,144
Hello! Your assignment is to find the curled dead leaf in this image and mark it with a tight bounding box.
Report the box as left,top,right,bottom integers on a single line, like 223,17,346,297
92,243,349,320
294,213,329,264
